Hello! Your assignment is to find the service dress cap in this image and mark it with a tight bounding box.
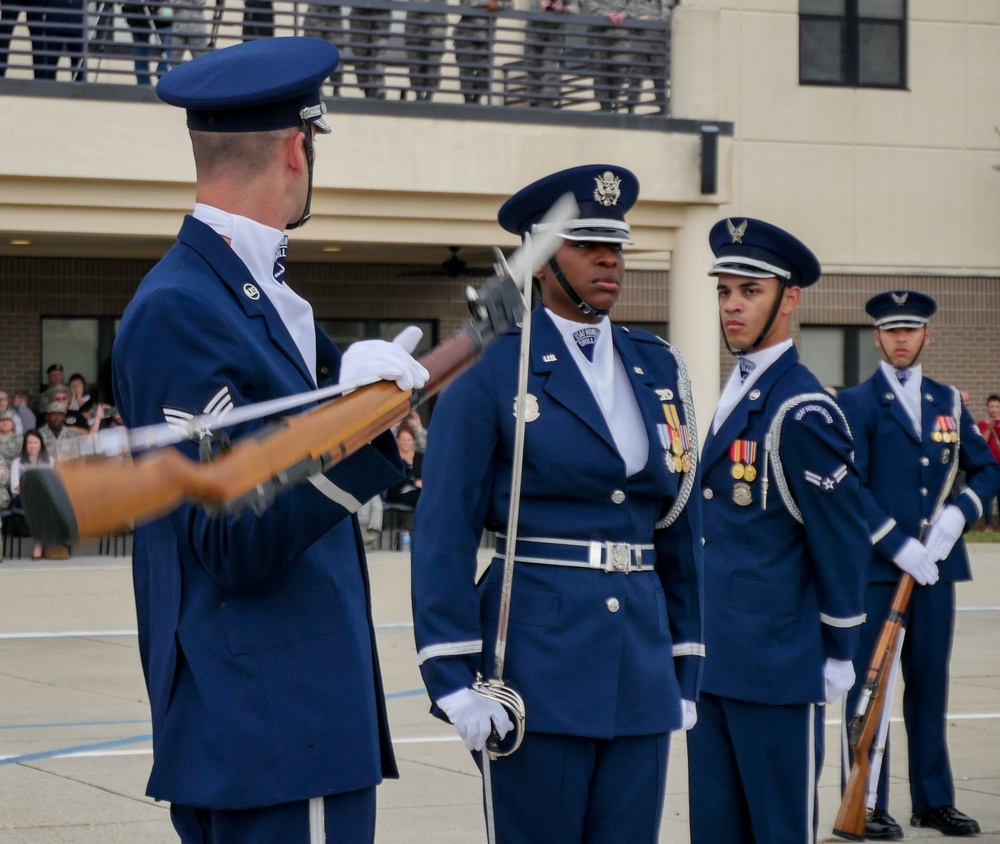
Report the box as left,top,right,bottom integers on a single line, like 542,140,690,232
865,290,937,329
498,164,639,244
708,217,821,288
156,37,339,134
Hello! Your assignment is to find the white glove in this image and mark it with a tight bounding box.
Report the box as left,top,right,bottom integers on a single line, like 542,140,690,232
680,699,697,731
437,687,514,752
822,658,856,703
339,326,429,392
923,504,966,563
893,537,939,586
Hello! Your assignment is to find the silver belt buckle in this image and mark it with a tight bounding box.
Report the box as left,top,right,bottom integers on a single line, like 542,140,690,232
605,541,632,573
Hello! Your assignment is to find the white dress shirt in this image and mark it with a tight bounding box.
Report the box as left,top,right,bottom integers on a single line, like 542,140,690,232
880,359,923,437
712,339,794,434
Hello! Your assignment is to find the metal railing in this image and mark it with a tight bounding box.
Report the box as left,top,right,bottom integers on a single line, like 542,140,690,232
0,0,672,114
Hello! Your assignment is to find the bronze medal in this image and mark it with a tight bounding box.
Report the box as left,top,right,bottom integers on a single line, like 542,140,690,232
733,482,752,506
744,464,757,482
731,463,745,480
681,452,692,473
931,431,942,442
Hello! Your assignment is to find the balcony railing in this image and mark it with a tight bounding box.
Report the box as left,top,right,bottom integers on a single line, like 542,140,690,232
0,0,672,115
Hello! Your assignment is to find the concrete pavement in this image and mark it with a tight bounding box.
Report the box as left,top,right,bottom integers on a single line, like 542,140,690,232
1,543,998,842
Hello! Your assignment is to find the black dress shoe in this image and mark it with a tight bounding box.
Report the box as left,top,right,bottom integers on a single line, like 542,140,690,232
867,809,904,840
911,805,981,836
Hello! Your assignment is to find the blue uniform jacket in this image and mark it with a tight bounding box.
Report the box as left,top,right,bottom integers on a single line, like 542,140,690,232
412,307,704,738
838,369,1000,583
113,216,404,810
699,347,869,705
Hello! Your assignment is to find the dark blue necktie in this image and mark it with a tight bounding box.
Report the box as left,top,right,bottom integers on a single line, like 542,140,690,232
272,235,288,284
573,327,600,363
738,356,756,384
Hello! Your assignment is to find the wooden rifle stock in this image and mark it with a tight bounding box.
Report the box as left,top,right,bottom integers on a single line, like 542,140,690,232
21,322,490,545
833,572,915,840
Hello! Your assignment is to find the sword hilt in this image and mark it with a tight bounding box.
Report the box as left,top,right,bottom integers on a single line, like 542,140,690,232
472,675,526,760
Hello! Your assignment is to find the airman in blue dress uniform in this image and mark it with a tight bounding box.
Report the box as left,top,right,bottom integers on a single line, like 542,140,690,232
114,37,428,844
411,164,704,843
687,218,870,844
837,291,1000,839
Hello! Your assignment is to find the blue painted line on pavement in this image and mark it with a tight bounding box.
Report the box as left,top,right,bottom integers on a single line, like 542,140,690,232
0,733,153,766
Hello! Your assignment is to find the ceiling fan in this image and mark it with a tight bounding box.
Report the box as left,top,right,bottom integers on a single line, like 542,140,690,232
404,246,496,278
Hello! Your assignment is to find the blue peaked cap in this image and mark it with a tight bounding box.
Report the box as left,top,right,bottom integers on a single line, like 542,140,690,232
865,290,937,328
708,217,821,288
498,164,639,244
157,37,339,134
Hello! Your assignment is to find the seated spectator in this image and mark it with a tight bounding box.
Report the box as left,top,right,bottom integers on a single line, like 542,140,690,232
66,372,96,433
385,425,423,508
356,494,383,552
0,390,23,434
978,393,1000,531
38,362,65,415
10,430,53,560
0,411,24,469
38,400,81,461
90,402,125,433
402,409,428,452
12,391,36,434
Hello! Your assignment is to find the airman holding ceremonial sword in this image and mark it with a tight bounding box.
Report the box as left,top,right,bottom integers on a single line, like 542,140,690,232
411,164,704,843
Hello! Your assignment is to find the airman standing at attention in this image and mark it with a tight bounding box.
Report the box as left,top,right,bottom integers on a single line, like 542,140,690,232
687,217,870,844
837,291,1000,839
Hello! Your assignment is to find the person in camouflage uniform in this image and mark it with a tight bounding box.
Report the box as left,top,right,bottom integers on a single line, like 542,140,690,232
38,402,80,462
304,1,344,96
403,0,446,100
0,412,22,469
350,0,391,98
522,0,578,108
453,0,510,104
580,0,669,112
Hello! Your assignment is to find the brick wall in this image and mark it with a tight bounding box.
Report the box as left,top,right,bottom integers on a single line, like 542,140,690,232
2,256,994,417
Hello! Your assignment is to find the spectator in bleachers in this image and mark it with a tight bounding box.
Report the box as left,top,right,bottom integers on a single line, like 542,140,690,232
523,0,578,108
453,0,511,104
401,409,427,452
122,2,172,86
581,0,667,112
38,362,64,414
349,0,390,99
357,495,384,551
622,0,668,113
12,391,36,433
38,400,81,461
9,430,52,560
0,390,23,435
162,0,210,66
242,0,274,39
385,424,422,508
403,0,446,101
25,0,87,81
304,1,344,96
0,411,23,468
66,372,96,433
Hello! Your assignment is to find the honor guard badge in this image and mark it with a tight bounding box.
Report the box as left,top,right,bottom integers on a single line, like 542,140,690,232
729,439,758,482
932,415,957,443
513,393,540,423
656,388,674,402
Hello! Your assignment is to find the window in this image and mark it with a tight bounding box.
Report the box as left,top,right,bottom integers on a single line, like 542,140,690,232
800,0,906,89
317,319,437,358
799,325,882,391
41,316,119,402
